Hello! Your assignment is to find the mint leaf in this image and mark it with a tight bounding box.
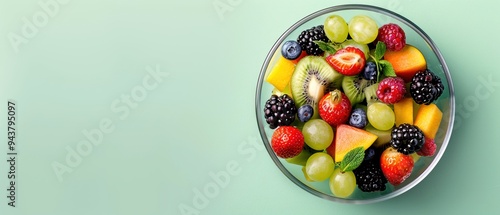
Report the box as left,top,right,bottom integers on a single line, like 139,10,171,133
314,41,340,54
339,147,365,172
374,41,386,60
379,60,396,77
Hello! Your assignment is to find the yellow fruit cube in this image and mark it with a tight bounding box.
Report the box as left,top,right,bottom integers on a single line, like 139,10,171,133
266,56,296,92
414,103,443,139
394,97,414,126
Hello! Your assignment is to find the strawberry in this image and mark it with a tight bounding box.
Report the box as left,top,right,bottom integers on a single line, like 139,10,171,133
325,137,336,159
291,51,308,64
318,89,352,126
325,46,366,76
380,147,414,186
417,137,437,157
271,126,304,158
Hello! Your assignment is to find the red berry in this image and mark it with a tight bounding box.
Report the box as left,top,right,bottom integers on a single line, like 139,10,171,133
271,126,304,158
377,77,406,104
377,23,406,51
380,147,414,186
325,47,366,76
325,138,336,159
417,137,437,157
318,90,352,126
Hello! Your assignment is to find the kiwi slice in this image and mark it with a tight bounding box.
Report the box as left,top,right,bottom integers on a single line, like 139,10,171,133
290,56,343,118
364,83,381,106
342,75,376,105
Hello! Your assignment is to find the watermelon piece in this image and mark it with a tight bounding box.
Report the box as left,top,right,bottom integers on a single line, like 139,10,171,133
334,124,378,163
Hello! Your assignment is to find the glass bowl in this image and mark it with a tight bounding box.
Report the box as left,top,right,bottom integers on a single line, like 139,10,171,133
255,4,455,204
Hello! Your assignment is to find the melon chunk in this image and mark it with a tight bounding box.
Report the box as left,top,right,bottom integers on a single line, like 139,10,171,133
272,84,292,98
414,103,442,139
266,56,296,92
384,45,427,82
394,97,414,126
410,153,421,163
365,124,391,147
334,124,377,163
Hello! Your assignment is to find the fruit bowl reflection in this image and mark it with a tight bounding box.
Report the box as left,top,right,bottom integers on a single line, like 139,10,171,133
255,4,455,204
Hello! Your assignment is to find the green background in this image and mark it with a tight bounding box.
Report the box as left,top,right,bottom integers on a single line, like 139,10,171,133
1,0,499,214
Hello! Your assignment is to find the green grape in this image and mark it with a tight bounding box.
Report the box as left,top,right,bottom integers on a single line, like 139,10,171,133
348,15,379,44
367,102,395,131
329,168,356,198
305,152,334,182
286,149,312,166
341,39,370,59
324,15,349,43
302,119,334,150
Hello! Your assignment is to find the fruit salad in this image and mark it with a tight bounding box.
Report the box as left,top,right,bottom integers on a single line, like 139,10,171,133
262,14,445,198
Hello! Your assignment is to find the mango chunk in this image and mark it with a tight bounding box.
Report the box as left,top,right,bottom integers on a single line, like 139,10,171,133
414,103,442,139
266,56,296,92
394,97,414,126
384,45,427,82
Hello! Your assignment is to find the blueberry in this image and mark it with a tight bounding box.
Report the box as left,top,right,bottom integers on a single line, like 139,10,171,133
363,147,376,161
362,61,377,80
348,108,367,128
297,104,313,122
281,40,302,60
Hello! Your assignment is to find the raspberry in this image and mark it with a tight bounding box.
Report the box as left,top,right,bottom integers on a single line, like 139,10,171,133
417,137,437,157
390,123,425,155
376,77,406,104
264,94,297,129
410,69,445,105
377,23,406,51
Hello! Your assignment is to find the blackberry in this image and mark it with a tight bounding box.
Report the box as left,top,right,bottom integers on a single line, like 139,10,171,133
353,160,387,192
410,69,445,105
390,123,425,155
297,25,329,56
264,94,297,129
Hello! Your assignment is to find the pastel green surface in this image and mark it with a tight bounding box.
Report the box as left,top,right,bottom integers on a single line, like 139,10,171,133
0,0,499,214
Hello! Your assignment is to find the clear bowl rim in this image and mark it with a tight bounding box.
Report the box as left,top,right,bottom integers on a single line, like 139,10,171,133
255,4,455,204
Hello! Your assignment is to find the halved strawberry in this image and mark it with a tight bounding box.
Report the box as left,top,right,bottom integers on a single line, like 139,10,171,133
325,47,366,76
